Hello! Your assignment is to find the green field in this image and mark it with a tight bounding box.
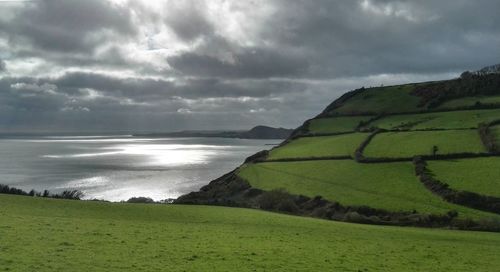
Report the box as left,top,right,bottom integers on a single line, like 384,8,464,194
237,161,497,219
332,85,421,114
369,109,500,130
267,133,367,160
2,195,500,271
307,116,372,134
364,130,486,158
427,158,500,198
438,95,500,109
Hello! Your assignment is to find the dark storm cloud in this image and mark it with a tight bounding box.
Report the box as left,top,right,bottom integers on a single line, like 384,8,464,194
254,0,500,77
164,1,214,41
0,0,499,132
51,72,303,99
168,48,309,78
0,0,135,53
156,0,500,79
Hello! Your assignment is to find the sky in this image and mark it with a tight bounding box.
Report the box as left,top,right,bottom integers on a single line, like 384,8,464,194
0,0,499,133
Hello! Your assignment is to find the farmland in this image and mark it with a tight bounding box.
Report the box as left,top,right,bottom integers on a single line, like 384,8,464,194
438,95,500,109
307,116,372,134
331,85,421,115
363,130,486,158
267,133,367,160
427,158,500,197
369,109,500,130
237,160,498,219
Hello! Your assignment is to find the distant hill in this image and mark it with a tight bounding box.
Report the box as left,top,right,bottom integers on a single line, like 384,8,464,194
239,125,293,139
135,125,293,139
178,65,500,231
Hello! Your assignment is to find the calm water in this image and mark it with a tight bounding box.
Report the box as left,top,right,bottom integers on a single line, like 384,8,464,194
0,135,277,201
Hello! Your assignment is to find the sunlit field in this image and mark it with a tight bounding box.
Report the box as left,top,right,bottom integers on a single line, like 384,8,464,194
2,194,500,271
427,158,500,197
370,109,500,130
363,130,486,158
267,133,367,160
307,116,373,134
237,160,498,219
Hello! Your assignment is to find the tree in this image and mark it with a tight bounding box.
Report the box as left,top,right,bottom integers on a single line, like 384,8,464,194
460,71,473,79
432,145,439,156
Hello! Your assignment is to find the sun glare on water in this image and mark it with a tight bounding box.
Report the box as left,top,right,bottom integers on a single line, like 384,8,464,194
112,143,220,166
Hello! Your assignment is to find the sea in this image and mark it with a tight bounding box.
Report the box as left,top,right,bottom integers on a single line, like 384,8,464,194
0,135,277,201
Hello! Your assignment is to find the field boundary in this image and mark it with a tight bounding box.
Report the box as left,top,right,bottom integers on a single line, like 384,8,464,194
413,156,500,215
358,151,500,164
293,127,477,141
320,103,500,118
479,119,500,153
354,129,382,162
249,150,500,165
291,131,357,139
261,156,352,163
355,128,500,163
175,170,500,232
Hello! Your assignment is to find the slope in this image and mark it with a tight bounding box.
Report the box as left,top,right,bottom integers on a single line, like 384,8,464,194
2,194,500,272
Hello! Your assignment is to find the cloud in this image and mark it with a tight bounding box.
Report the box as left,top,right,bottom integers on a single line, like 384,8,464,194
168,47,309,78
0,0,135,53
0,0,499,132
164,1,214,41
256,0,500,77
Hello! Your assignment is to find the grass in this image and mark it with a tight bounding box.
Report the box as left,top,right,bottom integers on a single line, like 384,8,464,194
438,95,500,109
307,116,373,134
369,109,500,130
364,130,486,158
332,84,421,114
2,194,500,272
427,158,500,198
267,133,367,160
237,160,498,219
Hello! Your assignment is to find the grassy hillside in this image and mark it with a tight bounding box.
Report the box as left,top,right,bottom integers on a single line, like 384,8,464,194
427,158,500,198
369,109,500,130
267,133,367,160
331,85,421,114
2,194,500,272
438,95,500,109
363,130,485,158
237,161,497,219
232,75,500,229
307,116,372,134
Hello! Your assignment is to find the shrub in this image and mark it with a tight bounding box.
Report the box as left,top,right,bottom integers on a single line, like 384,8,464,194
55,190,84,200
258,189,298,212
344,211,365,223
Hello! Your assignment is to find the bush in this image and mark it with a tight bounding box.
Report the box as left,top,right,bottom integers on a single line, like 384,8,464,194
258,189,298,212
54,190,84,200
343,211,365,223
